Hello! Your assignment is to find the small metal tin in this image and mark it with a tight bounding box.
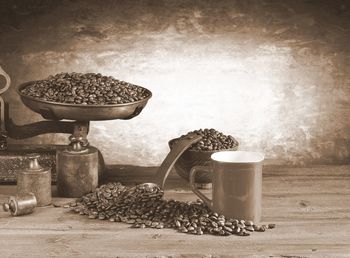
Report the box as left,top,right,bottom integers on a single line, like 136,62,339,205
2,193,37,216
17,153,52,206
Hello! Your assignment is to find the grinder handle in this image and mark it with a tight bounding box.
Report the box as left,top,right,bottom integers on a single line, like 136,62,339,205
152,133,202,188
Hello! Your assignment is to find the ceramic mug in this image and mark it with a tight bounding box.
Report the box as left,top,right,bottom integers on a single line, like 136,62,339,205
190,151,264,222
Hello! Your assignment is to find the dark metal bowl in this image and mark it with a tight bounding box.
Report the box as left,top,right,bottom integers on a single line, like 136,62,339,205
17,81,152,121
169,138,239,184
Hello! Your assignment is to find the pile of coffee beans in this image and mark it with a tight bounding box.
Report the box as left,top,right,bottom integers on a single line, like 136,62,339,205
68,182,275,237
175,128,239,151
20,72,151,105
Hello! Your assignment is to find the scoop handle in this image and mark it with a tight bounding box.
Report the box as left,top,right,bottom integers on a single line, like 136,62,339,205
152,133,202,188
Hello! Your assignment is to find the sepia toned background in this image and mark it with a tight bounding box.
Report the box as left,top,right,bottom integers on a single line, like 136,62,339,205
0,0,349,166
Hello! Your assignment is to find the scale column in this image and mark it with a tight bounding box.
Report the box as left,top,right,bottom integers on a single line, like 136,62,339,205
56,135,98,197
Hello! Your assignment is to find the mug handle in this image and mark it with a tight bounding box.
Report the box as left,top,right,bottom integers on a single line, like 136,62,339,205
190,166,213,208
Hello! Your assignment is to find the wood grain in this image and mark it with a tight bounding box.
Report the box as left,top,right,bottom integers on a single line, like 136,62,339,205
1,165,350,257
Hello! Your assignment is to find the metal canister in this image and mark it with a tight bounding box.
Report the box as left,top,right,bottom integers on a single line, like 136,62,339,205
2,193,37,216
17,153,52,206
56,136,98,197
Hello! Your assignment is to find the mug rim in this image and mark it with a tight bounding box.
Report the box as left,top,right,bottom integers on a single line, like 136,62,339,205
211,150,264,164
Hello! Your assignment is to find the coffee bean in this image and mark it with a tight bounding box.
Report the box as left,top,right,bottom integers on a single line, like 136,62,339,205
211,221,218,227
268,224,276,229
237,223,245,229
73,181,273,237
173,128,239,151
246,226,254,232
188,226,195,232
239,230,250,236
196,229,204,235
223,226,233,232
257,226,266,232
69,202,77,207
213,228,220,233
156,224,164,229
20,72,151,105
253,225,260,231
261,225,268,231
219,230,229,236
245,221,254,226
218,221,225,227
181,228,188,233
151,222,159,227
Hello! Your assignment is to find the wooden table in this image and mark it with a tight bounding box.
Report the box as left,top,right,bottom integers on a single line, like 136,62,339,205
1,165,350,257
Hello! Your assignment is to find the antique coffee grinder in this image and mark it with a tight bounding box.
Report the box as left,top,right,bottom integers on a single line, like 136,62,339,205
0,66,152,197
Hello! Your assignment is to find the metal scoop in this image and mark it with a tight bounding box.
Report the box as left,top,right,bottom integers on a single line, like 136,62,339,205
125,132,202,193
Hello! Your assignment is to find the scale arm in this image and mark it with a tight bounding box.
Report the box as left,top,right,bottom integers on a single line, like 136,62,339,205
6,119,85,139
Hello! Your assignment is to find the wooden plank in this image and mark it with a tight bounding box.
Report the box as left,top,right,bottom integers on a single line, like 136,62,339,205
0,165,350,257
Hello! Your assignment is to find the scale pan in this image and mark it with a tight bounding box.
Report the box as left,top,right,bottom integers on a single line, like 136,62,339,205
17,81,152,121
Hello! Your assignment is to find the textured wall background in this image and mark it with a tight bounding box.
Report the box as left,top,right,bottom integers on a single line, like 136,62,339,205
0,0,349,166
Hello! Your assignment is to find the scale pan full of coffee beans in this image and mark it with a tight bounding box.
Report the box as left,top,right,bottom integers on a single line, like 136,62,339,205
17,72,152,121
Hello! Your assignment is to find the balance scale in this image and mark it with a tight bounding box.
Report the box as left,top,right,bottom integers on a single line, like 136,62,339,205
0,66,152,196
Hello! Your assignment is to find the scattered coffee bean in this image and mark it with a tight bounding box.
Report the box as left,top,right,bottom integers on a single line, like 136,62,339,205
253,225,260,231
187,226,195,231
245,221,254,226
246,226,254,232
88,214,97,219
239,230,250,236
156,224,164,229
197,229,204,235
73,182,275,237
268,224,276,229
181,228,188,233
